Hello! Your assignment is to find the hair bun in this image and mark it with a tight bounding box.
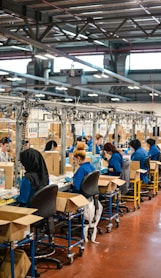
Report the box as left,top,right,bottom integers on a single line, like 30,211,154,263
76,142,86,151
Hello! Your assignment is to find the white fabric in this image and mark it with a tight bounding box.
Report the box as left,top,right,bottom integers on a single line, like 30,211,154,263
84,197,102,244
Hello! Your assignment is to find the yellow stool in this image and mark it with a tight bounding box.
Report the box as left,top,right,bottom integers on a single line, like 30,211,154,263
121,178,141,210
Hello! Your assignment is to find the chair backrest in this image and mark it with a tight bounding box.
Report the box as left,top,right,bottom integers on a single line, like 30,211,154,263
144,156,151,169
157,152,161,162
120,159,130,194
80,170,100,198
29,184,58,218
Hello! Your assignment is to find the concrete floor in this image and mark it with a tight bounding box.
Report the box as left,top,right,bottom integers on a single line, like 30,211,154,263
37,192,161,278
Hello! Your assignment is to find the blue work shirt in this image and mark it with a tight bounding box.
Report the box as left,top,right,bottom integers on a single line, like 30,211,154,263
87,143,102,154
131,147,149,183
108,152,124,176
73,162,95,193
148,145,160,161
17,177,35,207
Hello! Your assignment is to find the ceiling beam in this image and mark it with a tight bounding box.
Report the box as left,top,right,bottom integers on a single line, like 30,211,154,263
0,26,160,98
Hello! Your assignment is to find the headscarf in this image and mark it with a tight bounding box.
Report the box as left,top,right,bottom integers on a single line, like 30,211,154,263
20,148,49,191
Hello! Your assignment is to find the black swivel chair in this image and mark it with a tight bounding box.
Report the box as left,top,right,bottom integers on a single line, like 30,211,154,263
28,184,63,271
80,170,102,240
140,156,153,201
60,170,102,240
81,170,100,204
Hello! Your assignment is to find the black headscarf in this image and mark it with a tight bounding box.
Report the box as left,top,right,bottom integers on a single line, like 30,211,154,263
20,148,49,191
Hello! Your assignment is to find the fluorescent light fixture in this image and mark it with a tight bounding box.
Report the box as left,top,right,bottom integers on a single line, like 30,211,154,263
111,97,120,101
0,88,5,92
88,93,98,97
101,73,109,78
134,86,140,89
7,77,22,81
45,53,55,59
94,73,102,78
64,98,73,102
35,93,45,97
128,85,134,89
35,54,48,60
149,93,158,96
69,5,103,10
55,86,68,91
11,46,31,52
94,73,109,78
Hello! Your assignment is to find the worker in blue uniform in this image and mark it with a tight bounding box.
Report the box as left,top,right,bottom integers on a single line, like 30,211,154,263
146,138,160,160
87,133,103,155
17,148,49,207
103,142,124,176
72,142,95,193
129,139,149,183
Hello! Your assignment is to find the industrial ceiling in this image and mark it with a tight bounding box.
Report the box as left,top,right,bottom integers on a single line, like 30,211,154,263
0,0,161,105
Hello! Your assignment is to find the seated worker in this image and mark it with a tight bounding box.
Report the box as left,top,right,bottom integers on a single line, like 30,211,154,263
129,139,149,183
87,133,103,155
146,138,160,160
0,137,12,162
85,135,93,147
69,136,86,153
44,140,57,151
17,148,49,207
103,142,124,176
72,142,102,244
72,142,96,194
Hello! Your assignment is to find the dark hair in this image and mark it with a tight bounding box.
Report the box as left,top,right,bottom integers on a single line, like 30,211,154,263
45,140,57,151
112,134,121,142
1,137,12,144
146,138,155,146
129,139,141,151
103,142,118,153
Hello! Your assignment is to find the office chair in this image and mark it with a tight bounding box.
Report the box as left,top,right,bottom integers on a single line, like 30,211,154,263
80,170,103,242
60,170,102,242
140,156,153,201
119,159,131,213
28,184,63,271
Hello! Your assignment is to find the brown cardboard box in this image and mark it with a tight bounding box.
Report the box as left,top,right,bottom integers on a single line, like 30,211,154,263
65,164,73,173
0,205,42,242
42,151,60,176
130,161,147,180
56,192,89,213
98,176,125,194
150,160,161,171
0,162,14,189
0,249,31,278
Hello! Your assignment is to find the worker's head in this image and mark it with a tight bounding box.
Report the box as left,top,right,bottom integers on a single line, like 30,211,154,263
129,139,141,151
103,142,118,158
146,138,155,147
73,142,86,165
96,134,103,146
45,140,57,151
1,137,12,152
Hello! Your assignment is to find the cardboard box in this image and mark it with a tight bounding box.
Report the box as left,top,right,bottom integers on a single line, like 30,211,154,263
65,164,73,173
150,160,161,171
0,249,31,278
56,192,89,213
98,176,125,194
0,205,42,242
42,151,60,176
0,162,14,189
130,161,147,180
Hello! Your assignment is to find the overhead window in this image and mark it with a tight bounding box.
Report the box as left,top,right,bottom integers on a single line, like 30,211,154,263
0,58,31,75
126,53,161,70
54,55,104,72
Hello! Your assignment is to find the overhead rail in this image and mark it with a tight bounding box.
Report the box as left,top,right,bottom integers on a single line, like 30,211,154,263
0,27,160,98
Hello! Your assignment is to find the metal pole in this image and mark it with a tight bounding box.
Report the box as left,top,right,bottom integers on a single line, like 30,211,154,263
60,109,66,175
92,112,97,155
